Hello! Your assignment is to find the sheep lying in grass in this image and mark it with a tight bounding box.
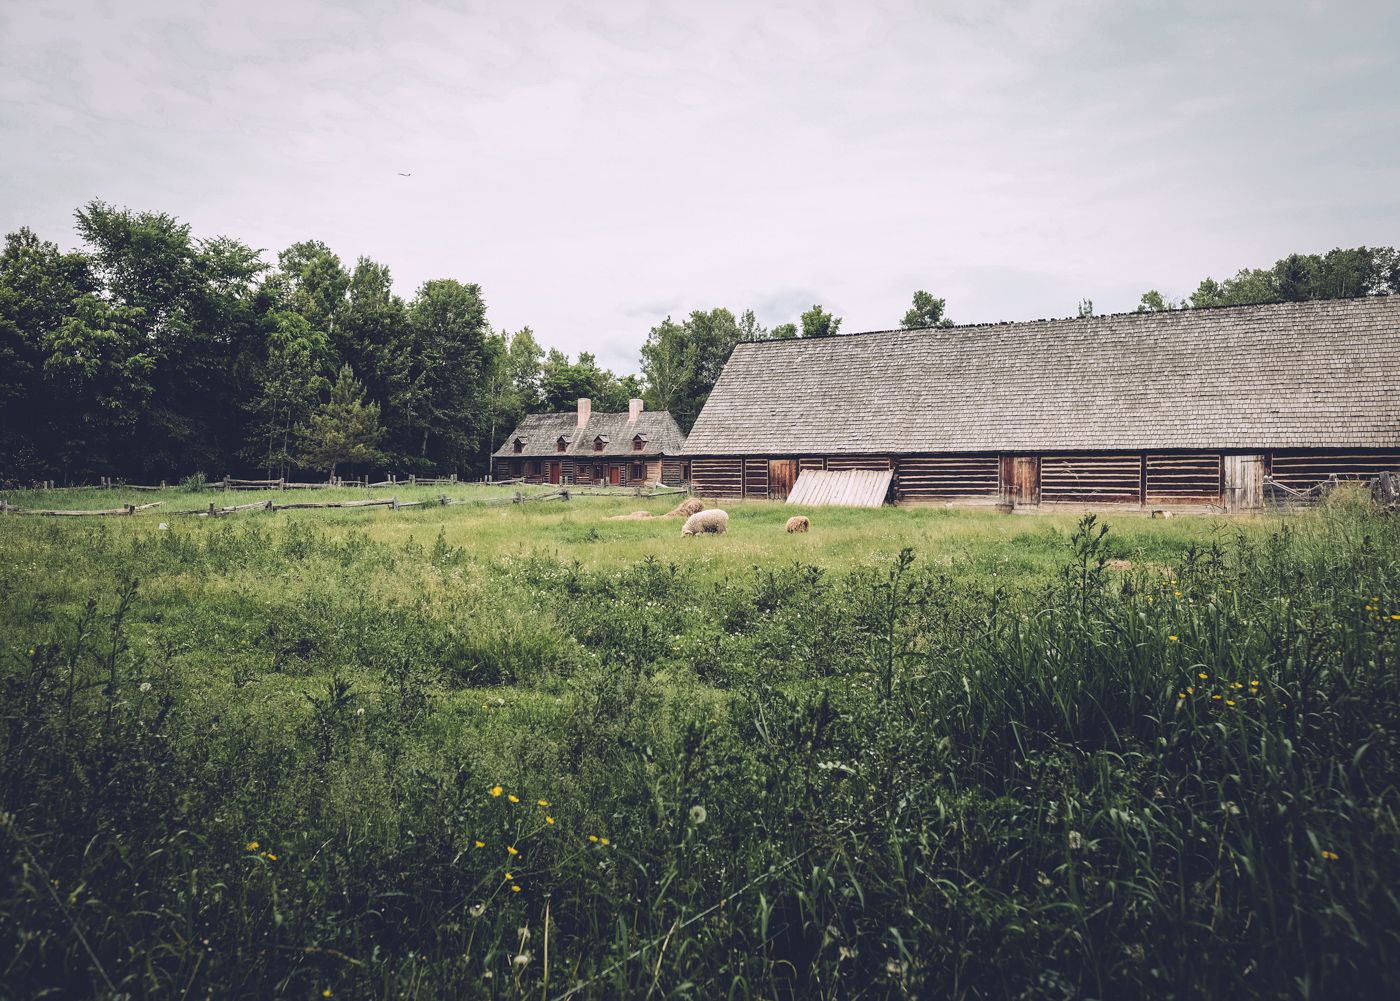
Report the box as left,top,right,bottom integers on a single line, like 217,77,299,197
785,515,809,533
664,497,704,519
680,509,728,537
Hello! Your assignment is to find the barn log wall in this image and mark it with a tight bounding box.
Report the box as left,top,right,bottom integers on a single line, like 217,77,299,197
1146,453,1221,503
1040,455,1142,503
798,457,827,472
1269,451,1400,490
692,458,744,497
896,455,999,499
826,456,894,471
744,459,769,498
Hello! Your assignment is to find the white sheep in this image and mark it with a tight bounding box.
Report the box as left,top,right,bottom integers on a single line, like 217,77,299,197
680,509,728,537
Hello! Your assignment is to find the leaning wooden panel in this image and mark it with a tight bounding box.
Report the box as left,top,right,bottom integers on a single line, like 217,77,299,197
1040,454,1141,503
786,469,891,507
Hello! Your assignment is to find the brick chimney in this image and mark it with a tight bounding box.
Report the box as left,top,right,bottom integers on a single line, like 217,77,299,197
577,398,591,428
628,398,643,422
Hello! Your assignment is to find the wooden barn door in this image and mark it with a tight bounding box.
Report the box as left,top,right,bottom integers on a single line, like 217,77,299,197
609,466,620,485
1222,455,1263,511
768,460,798,500
1013,456,1047,504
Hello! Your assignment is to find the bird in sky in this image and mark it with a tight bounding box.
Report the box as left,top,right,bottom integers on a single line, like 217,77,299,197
398,172,411,176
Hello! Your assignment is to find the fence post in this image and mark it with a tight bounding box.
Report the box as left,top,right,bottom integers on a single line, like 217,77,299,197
208,502,215,518
279,477,286,491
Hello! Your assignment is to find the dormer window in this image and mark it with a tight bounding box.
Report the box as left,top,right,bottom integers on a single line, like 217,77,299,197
593,436,607,452
556,437,568,453
512,438,525,454
632,436,645,451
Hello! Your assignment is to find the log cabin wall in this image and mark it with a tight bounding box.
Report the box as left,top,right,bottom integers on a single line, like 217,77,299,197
1145,453,1222,504
896,455,999,500
1040,455,1142,504
692,457,744,497
1269,451,1400,490
743,458,769,498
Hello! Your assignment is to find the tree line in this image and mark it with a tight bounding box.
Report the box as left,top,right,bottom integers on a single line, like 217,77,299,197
2,201,1393,484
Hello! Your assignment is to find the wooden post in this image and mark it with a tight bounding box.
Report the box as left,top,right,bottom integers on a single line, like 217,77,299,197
390,496,398,510
514,490,522,504
451,473,457,484
208,501,215,518
265,499,274,512
279,477,286,491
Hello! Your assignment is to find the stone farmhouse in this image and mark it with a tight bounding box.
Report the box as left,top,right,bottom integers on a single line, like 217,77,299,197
680,296,1400,510
493,398,689,487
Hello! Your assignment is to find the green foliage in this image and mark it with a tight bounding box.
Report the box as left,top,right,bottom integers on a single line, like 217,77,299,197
2,503,1398,997
1078,297,1094,317
900,289,954,328
1135,288,1185,312
296,364,385,478
1190,245,1400,309
800,303,843,338
640,308,747,432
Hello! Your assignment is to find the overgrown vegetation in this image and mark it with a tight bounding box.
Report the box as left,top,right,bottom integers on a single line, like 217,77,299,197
2,496,1398,999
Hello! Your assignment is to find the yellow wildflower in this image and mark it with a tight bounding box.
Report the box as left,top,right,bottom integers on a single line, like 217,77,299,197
508,795,519,803
1198,673,1208,680
1226,701,1235,706
507,846,518,855
1168,636,1178,642
537,800,549,807
475,840,485,848
511,885,522,892
490,786,503,797
505,872,513,880
1322,851,1339,860
589,836,598,842
546,817,554,824
247,842,259,851
600,838,610,846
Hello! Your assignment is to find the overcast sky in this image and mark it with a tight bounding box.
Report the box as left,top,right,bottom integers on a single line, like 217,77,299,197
4,0,1398,374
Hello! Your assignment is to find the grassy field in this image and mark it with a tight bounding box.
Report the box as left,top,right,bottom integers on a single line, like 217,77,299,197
1,487,1397,999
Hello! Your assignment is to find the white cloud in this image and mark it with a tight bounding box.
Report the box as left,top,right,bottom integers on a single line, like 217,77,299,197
2,0,1398,374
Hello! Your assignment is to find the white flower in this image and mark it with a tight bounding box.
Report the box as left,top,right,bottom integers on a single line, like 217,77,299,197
468,903,485,918
1221,801,1240,816
886,958,905,976
1068,830,1082,849
139,682,151,693
1037,871,1052,887
518,926,531,941
690,805,707,824
356,708,365,716
513,951,531,966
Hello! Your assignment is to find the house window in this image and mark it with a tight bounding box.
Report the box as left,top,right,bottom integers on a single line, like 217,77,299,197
510,460,521,477
632,463,645,481
531,460,542,476
594,439,605,452
594,464,604,480
633,439,645,451
682,464,691,480
513,439,523,454
557,438,568,452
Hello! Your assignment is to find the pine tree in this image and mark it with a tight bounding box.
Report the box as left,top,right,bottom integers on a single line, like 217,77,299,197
296,364,384,480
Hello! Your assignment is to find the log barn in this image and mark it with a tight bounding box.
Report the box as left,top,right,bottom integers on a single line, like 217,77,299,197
680,296,1400,511
492,398,689,487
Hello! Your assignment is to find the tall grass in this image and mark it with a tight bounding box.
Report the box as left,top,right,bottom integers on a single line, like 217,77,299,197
1,495,1397,998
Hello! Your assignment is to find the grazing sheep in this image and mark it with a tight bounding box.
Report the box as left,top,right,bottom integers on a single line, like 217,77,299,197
680,509,728,537
664,497,704,519
785,515,809,533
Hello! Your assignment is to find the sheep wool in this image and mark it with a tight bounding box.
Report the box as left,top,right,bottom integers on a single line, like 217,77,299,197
680,509,729,537
785,516,810,533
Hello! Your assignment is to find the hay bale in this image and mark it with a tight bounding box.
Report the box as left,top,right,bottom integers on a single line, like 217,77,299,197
680,509,728,537
606,511,655,520
663,497,704,519
785,515,809,533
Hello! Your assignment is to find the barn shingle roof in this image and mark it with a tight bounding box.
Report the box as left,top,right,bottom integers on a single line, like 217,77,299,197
494,410,686,459
681,296,1400,456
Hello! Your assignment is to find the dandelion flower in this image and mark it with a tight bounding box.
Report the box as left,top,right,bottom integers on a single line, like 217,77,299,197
546,817,554,824
589,835,598,842
1168,635,1178,641
475,840,484,848
537,800,549,807
505,872,513,880
247,842,259,851
513,950,530,964
490,786,503,797
690,805,707,824
267,853,277,860
1198,673,1208,679
600,838,610,846
469,903,485,918
511,885,522,892
508,795,519,803
518,926,531,941
1226,700,1236,706
507,846,518,855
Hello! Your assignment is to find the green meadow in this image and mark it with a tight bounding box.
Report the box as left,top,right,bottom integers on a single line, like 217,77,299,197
1,487,1397,999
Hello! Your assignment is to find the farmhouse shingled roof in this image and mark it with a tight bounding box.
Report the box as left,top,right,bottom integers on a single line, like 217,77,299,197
494,409,686,459
681,296,1400,456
